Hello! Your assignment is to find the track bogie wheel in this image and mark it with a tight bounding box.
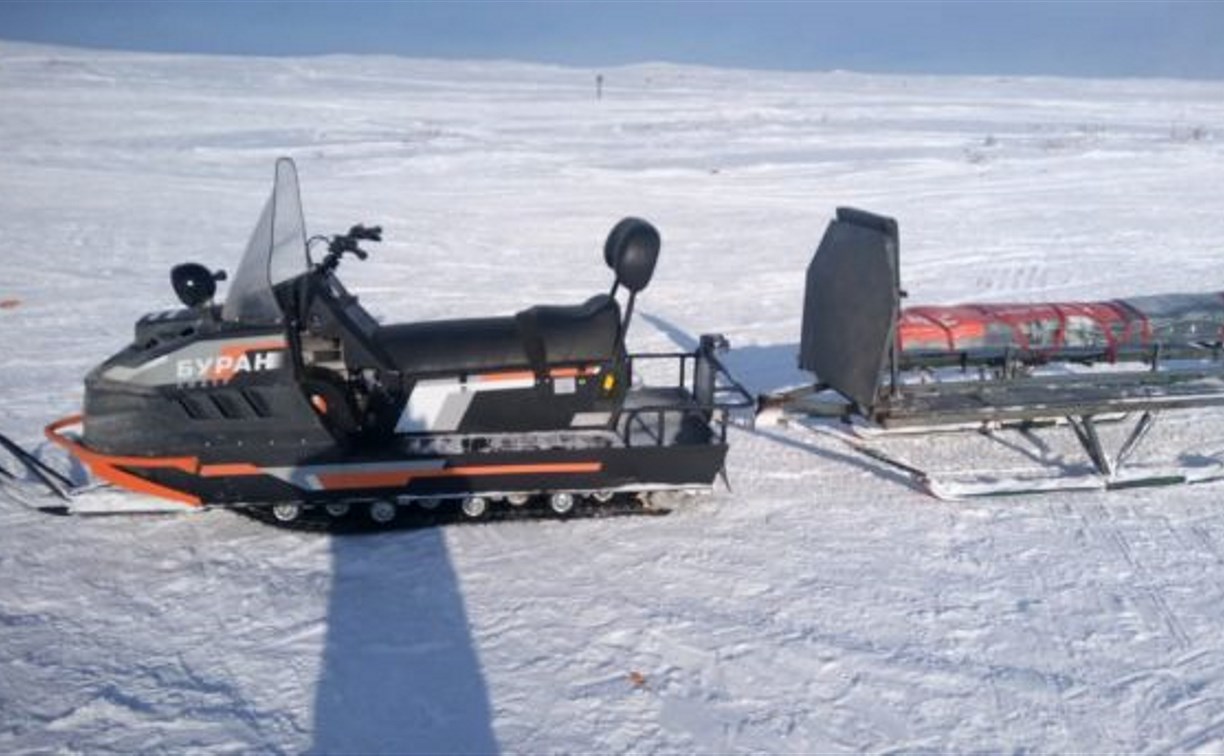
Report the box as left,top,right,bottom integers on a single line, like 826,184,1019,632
368,499,397,525
549,492,576,515
461,496,489,519
272,502,303,523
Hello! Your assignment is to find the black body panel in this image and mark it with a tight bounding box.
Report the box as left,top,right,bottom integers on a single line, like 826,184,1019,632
84,301,339,458
84,382,337,459
454,381,622,435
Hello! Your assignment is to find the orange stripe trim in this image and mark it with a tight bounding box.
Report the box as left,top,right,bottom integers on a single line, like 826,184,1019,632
45,414,203,506
318,471,415,489
548,366,599,379
438,462,602,477
45,415,198,472
199,463,264,477
474,370,536,383
90,463,202,506
475,366,599,383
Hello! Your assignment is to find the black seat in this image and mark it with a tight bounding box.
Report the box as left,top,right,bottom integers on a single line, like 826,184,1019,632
375,295,621,376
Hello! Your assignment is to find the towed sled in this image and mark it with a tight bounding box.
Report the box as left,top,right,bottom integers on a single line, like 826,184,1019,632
761,208,1224,498
6,159,751,527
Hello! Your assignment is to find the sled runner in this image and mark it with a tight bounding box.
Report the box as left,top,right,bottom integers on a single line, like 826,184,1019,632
761,208,1224,498
8,159,751,527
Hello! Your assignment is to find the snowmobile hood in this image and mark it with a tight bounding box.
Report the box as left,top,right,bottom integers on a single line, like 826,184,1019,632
221,158,308,326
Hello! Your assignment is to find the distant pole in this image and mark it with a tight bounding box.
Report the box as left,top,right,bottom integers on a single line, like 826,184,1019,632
596,74,603,101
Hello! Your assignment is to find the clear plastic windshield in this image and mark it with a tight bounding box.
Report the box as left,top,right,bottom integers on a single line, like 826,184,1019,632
221,158,308,325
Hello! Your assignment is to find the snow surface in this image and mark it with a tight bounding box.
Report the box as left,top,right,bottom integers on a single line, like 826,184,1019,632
4,41,1224,752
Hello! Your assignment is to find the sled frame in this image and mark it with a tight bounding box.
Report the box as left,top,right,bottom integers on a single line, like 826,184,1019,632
769,206,1224,497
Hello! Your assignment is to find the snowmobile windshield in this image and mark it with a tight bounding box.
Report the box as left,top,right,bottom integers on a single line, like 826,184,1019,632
221,158,308,325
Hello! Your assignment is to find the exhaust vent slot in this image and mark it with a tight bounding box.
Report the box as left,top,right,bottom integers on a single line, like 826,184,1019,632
242,388,272,418
177,394,212,420
209,392,246,420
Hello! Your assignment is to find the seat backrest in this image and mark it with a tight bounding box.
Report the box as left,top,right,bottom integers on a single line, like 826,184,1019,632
604,217,660,293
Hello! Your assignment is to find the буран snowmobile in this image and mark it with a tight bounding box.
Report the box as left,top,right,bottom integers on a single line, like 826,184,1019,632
26,159,751,527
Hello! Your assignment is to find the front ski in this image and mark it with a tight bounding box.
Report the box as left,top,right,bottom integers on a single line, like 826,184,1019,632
0,431,76,501
0,430,125,514
0,475,71,515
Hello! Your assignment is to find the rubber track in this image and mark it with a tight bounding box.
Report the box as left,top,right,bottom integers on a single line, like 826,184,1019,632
232,494,670,534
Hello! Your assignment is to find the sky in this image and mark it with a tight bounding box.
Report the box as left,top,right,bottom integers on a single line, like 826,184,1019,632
1,1,1222,80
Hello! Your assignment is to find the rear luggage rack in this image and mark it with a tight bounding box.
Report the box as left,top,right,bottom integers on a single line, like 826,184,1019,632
622,334,755,447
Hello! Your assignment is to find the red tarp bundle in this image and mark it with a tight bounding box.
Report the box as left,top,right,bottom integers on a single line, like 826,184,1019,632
897,293,1224,356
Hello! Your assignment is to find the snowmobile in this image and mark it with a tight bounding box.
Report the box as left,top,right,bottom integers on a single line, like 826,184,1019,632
14,158,751,527
761,207,1224,498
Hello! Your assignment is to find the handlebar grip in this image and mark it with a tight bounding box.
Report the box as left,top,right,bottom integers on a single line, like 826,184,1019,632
348,224,383,242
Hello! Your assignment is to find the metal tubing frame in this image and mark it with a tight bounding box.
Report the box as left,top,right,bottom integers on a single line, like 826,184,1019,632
617,342,754,449
1065,411,1160,480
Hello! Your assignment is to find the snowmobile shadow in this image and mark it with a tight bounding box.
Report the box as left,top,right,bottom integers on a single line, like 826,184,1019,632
718,342,807,396
638,312,807,394
311,530,499,754
750,424,924,494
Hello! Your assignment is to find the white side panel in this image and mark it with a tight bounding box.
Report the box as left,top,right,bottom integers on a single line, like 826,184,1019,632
397,379,469,433
395,374,542,433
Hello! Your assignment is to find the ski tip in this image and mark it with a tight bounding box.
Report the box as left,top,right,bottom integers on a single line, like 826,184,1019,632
36,504,71,516
919,477,960,502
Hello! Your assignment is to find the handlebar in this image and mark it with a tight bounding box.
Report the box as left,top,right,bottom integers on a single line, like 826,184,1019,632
313,223,383,273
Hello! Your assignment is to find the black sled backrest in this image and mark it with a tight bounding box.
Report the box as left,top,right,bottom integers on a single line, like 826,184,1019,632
799,207,901,413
